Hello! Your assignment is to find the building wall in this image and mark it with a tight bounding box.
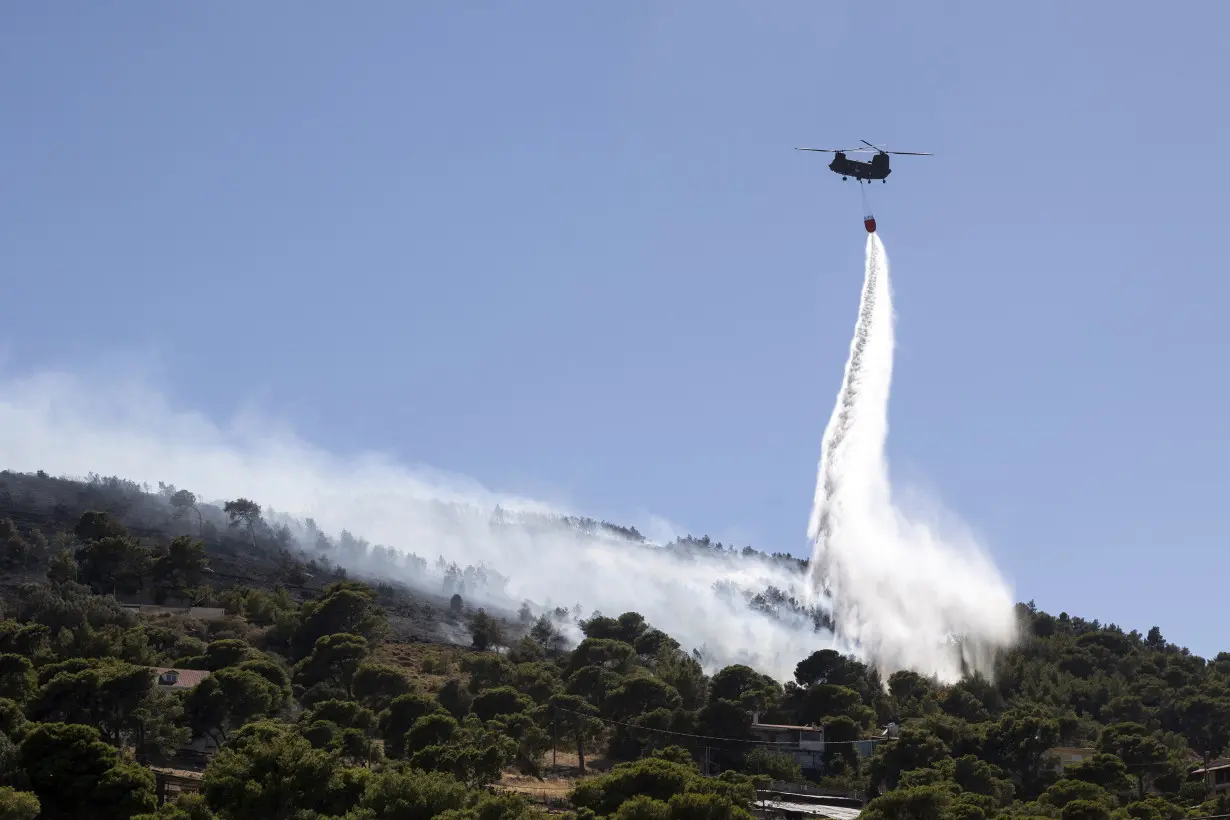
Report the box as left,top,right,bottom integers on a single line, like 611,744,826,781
1044,747,1096,775
1202,766,1230,794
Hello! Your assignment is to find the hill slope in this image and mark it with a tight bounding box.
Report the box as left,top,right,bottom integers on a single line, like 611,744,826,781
0,467,1227,820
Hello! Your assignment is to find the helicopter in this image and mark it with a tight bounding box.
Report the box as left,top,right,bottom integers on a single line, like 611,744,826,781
795,140,932,183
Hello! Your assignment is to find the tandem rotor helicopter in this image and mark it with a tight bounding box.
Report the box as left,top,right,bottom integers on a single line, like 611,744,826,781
795,140,932,232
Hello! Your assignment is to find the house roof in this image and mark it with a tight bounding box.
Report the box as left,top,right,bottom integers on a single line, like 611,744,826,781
149,667,211,689
752,723,823,732
758,798,861,819
1193,762,1230,775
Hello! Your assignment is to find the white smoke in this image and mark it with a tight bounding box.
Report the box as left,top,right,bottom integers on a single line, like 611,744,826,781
807,234,1019,682
0,369,830,680
0,236,1016,685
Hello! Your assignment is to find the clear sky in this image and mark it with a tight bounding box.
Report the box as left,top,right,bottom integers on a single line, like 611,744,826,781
3,3,1229,656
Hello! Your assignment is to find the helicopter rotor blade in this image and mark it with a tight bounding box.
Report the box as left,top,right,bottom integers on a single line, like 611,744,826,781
795,147,876,154
859,139,933,156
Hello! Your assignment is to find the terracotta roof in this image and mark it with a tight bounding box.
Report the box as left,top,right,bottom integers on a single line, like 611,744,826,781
149,667,211,689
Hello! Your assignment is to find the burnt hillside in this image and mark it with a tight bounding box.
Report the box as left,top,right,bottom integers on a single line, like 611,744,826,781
0,469,525,646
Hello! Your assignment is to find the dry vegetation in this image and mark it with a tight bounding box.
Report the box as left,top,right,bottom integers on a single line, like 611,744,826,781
373,641,475,692
495,751,613,807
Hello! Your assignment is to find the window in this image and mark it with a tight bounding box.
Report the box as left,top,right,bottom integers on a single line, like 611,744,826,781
158,670,180,686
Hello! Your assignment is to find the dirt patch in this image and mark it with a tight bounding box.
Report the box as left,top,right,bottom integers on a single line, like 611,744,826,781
373,641,478,692
495,752,613,808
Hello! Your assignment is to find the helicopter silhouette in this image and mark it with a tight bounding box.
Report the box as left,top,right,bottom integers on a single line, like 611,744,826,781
795,140,932,183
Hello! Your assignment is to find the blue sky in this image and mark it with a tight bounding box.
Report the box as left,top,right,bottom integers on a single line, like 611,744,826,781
3,2,1229,656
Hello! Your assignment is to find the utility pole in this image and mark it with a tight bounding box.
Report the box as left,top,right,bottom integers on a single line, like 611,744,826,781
552,709,558,768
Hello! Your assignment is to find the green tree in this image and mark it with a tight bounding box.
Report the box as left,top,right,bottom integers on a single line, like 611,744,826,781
151,536,209,599
200,721,339,820
73,511,128,544
46,548,78,585
169,490,204,535
667,791,754,820
570,756,754,816
380,693,446,759
634,629,679,658
437,678,473,718
655,649,708,712
409,715,517,787
293,582,387,659
302,699,377,734
860,785,953,820
29,662,186,756
983,712,1061,797
1099,723,1170,800
1176,694,1230,769
568,639,638,675
708,665,781,714
351,768,466,819
695,699,753,760
1061,800,1111,820
604,675,683,720
294,633,369,695
462,653,515,693
199,638,257,671
612,795,670,820
887,670,934,718
76,536,151,595
951,755,1016,806
406,712,459,754
799,684,870,725
1040,779,1115,811
234,658,291,711
20,722,156,820
0,787,40,820
131,793,216,820
352,662,414,712
222,499,262,547
471,686,534,722
938,687,991,722
794,649,865,689
512,661,561,704
0,656,35,704
0,521,32,570
469,609,504,651
868,725,951,792
743,747,803,782
530,615,567,656
185,668,280,745
1066,753,1134,801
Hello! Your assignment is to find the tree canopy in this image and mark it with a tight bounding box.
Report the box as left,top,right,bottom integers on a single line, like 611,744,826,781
0,471,1226,820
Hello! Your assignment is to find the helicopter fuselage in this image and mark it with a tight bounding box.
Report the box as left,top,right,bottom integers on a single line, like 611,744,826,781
829,151,891,182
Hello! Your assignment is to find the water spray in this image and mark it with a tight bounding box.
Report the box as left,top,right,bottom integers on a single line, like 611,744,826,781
806,234,1018,682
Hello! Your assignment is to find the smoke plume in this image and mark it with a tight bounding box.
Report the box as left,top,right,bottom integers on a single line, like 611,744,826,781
0,236,1016,683
807,234,1018,681
0,369,829,680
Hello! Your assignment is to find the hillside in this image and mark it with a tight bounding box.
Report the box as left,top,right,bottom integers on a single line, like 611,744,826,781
0,467,1227,820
